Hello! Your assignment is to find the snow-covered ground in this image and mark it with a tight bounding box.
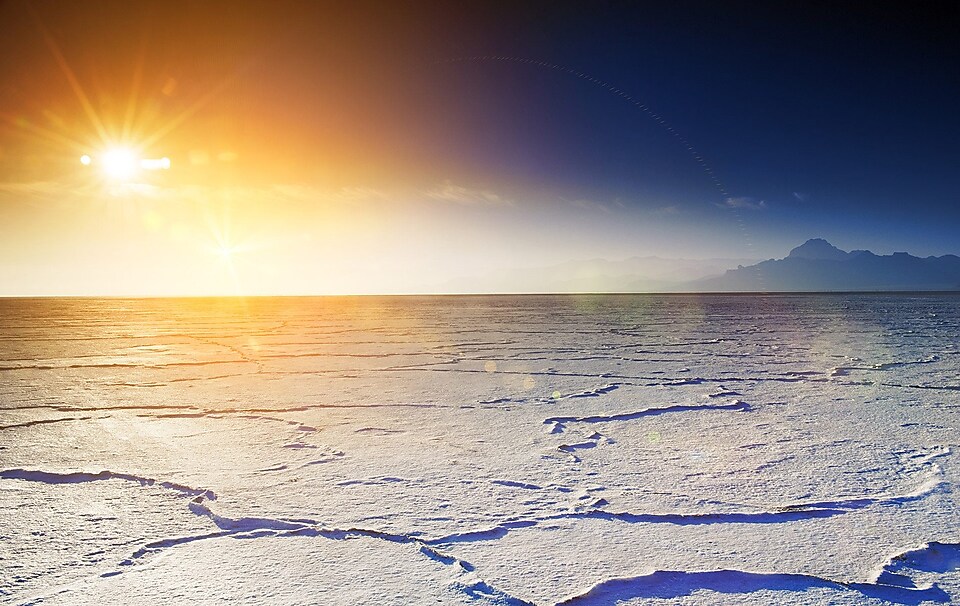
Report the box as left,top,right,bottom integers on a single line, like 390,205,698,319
1,294,958,605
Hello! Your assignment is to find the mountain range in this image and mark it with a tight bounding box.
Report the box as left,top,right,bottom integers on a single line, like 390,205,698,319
446,239,960,293
689,239,960,292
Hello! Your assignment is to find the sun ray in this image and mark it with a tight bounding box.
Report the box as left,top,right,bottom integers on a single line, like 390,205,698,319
28,6,110,146
138,75,238,150
0,112,91,155
121,37,148,142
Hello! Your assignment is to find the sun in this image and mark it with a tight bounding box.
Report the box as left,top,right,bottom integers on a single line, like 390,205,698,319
216,244,237,261
100,147,140,181
79,147,171,182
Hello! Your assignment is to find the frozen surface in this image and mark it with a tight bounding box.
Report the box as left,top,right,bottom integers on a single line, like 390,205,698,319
1,294,958,605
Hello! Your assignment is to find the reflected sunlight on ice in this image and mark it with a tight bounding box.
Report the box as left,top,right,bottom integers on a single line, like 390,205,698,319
1,294,958,605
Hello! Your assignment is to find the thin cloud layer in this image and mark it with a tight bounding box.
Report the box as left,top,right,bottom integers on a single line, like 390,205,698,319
719,196,767,211
424,181,513,206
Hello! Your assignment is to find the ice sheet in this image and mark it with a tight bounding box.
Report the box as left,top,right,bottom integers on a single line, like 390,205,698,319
2,294,958,605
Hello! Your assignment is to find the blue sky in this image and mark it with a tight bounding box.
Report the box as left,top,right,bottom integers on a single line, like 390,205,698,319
417,1,960,256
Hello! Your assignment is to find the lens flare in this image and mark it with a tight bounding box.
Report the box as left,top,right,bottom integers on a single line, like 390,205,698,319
141,157,171,170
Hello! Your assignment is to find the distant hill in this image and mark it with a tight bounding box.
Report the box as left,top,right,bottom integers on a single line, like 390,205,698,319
689,239,960,292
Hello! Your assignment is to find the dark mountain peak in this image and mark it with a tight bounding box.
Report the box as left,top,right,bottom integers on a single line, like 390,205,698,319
690,239,960,291
787,238,851,261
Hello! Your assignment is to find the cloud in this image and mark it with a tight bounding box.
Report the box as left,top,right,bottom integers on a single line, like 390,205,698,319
652,204,681,215
0,181,66,196
566,197,616,214
271,184,387,204
572,196,632,213
424,181,513,206
1,176,514,210
717,196,767,211
332,186,390,202
0,178,395,208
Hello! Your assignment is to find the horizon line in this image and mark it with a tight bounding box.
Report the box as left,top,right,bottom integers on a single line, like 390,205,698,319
2,290,960,300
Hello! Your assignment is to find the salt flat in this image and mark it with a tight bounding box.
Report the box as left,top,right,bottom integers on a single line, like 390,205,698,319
1,294,958,605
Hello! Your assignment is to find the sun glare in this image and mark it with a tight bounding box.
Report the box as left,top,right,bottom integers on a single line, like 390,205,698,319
101,147,139,180
217,245,236,260
79,148,172,182
141,157,172,170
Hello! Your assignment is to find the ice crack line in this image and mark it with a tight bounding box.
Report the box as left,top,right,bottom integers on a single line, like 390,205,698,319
0,468,215,500
0,416,94,431
554,542,960,606
426,470,950,546
544,399,750,434
830,355,941,377
0,468,532,606
279,526,534,605
2,459,952,605
117,511,534,605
